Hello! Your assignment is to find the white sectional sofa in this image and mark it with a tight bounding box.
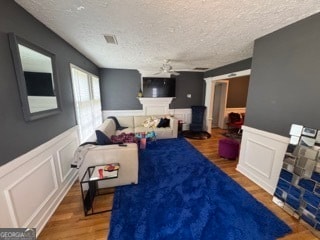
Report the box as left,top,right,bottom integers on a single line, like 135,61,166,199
87,115,178,142
78,143,139,188
77,115,178,187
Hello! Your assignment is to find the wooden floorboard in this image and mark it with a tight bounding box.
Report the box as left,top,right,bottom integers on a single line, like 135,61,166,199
38,128,318,239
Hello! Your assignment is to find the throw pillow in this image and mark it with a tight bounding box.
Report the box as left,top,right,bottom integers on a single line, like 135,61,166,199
143,116,159,128
157,118,170,128
157,118,165,128
96,130,113,145
163,118,170,128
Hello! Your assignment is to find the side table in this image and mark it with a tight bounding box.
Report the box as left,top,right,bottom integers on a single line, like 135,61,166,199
135,131,156,149
80,163,119,216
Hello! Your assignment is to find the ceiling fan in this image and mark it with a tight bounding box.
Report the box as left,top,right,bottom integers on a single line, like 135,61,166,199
153,59,180,76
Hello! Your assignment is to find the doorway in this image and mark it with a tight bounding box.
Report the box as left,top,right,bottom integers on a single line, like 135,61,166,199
212,83,222,127
204,69,251,134
211,81,228,129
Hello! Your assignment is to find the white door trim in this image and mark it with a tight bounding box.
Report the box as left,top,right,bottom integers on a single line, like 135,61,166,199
204,69,251,133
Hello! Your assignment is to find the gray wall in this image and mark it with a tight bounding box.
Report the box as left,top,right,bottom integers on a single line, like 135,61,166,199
245,13,320,136
174,71,204,108
204,58,252,78
100,69,204,110
0,0,98,165
100,68,142,110
227,76,250,108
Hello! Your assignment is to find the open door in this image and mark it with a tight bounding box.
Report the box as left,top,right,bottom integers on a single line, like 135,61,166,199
212,81,228,129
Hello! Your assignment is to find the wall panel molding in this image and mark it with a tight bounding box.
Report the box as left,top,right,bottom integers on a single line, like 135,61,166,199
244,140,275,178
237,125,289,194
170,108,192,125
4,156,58,227
57,140,78,182
0,126,79,237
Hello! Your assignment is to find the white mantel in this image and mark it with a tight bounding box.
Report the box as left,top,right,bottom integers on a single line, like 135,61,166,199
138,97,174,115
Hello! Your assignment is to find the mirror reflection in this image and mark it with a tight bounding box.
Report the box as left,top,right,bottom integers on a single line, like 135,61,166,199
8,33,61,121
18,44,58,113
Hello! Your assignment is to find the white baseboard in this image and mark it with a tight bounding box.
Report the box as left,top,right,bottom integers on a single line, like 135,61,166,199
0,126,79,237
236,126,289,195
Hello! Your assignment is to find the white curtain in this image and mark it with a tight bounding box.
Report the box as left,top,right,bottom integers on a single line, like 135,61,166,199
71,66,102,143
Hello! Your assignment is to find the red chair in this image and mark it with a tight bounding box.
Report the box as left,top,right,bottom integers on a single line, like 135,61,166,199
227,112,244,134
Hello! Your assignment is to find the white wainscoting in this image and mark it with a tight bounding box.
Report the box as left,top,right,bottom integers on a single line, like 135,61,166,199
171,109,192,125
103,110,145,119
236,126,289,195
103,108,192,125
0,126,79,236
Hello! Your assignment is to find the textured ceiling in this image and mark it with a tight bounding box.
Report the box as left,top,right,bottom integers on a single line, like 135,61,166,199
15,0,320,72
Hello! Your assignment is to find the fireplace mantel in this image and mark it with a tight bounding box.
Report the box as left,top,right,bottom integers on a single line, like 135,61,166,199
138,97,174,115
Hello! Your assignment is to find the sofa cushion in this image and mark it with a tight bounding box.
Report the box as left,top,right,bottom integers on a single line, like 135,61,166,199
135,126,150,133
96,119,116,138
96,130,113,145
117,116,135,128
163,118,170,127
157,118,170,128
134,116,150,127
154,128,173,139
157,118,165,128
104,120,117,137
107,116,128,130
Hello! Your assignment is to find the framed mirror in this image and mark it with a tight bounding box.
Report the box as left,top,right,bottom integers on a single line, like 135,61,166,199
8,33,61,121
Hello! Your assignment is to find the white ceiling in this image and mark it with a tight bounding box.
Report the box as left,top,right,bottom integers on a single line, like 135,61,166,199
15,0,320,72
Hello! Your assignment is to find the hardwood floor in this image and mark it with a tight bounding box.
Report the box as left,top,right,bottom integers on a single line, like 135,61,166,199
38,128,318,239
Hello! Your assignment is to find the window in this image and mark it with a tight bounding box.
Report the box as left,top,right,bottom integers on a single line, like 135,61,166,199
71,65,102,143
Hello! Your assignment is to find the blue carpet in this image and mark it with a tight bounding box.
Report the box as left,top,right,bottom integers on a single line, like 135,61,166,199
108,138,291,240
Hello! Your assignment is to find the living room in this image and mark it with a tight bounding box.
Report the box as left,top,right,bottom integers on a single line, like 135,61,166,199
1,0,320,239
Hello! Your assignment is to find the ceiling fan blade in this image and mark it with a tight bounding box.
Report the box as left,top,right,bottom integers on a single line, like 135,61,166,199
153,59,180,76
